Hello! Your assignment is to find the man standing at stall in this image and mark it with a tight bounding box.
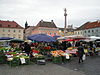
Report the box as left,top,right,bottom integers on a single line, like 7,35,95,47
23,42,31,56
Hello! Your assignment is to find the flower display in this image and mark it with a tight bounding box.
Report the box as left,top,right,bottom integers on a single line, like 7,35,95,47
32,49,40,53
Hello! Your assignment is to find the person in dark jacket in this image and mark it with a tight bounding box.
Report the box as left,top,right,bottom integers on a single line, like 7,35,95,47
77,43,85,63
23,42,31,56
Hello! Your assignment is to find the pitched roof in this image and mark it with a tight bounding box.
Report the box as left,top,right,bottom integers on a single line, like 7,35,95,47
36,20,57,28
76,21,100,30
85,21,100,29
0,20,24,29
76,22,90,30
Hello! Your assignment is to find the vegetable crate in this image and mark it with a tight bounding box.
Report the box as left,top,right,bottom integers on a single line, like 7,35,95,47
52,56,62,64
7,57,20,67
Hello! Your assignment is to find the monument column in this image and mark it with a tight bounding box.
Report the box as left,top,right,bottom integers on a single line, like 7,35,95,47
64,8,67,34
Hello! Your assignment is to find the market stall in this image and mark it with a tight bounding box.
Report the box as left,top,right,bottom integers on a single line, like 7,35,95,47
51,50,70,63
0,47,30,66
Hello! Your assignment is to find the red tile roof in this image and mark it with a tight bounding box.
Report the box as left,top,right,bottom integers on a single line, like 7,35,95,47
77,21,100,30
85,21,100,29
0,20,24,29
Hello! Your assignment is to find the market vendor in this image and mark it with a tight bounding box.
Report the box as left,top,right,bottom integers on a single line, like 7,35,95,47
23,42,31,56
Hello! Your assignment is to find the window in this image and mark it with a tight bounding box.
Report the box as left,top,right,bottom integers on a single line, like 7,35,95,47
19,30,21,32
19,37,21,39
18,35,21,39
16,25,18,27
8,25,11,27
78,32,79,34
8,34,10,37
13,30,15,32
0,24,2,27
50,33,52,35
8,30,10,32
96,30,98,32
84,31,86,33
3,29,5,32
2,34,5,37
88,30,90,33
54,33,56,35
13,34,16,38
92,30,94,33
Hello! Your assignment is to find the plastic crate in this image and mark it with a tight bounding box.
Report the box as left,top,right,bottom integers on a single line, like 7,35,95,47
36,59,46,65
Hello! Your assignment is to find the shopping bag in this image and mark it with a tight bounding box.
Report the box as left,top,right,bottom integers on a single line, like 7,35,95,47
82,54,86,60
65,53,70,59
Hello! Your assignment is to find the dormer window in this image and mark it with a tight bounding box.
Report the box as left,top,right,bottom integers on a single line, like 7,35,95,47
8,25,11,27
16,25,18,27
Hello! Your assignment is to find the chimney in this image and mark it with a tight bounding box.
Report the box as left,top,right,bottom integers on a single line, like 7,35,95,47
41,19,43,22
51,20,54,24
97,20,100,23
51,20,53,22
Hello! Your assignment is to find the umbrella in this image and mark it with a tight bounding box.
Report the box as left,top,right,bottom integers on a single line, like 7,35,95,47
88,36,100,41
10,39,24,43
95,39,100,42
0,37,14,40
27,34,56,42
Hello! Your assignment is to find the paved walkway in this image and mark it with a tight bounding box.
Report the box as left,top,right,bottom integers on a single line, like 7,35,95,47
58,55,100,75
0,62,85,75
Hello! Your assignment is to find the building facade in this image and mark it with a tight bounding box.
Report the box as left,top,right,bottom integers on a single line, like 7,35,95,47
24,26,34,40
74,21,100,37
31,20,59,36
0,20,24,40
59,25,74,36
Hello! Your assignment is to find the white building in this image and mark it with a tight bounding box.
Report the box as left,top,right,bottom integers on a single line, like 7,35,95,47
74,21,100,37
0,20,24,40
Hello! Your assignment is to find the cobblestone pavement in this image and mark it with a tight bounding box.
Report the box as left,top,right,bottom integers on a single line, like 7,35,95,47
58,55,100,75
0,62,85,75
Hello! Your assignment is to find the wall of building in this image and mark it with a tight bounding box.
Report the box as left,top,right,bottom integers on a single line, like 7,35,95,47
74,30,83,36
24,27,34,40
0,28,24,40
83,27,100,37
74,27,100,37
32,27,59,36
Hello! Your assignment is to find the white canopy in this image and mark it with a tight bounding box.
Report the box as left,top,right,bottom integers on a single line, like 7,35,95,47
89,36,100,40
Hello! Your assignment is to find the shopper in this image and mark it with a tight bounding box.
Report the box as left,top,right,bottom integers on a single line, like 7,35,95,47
23,42,31,56
77,43,85,63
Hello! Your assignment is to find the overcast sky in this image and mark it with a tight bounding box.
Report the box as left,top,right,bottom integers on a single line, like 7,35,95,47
0,0,100,28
